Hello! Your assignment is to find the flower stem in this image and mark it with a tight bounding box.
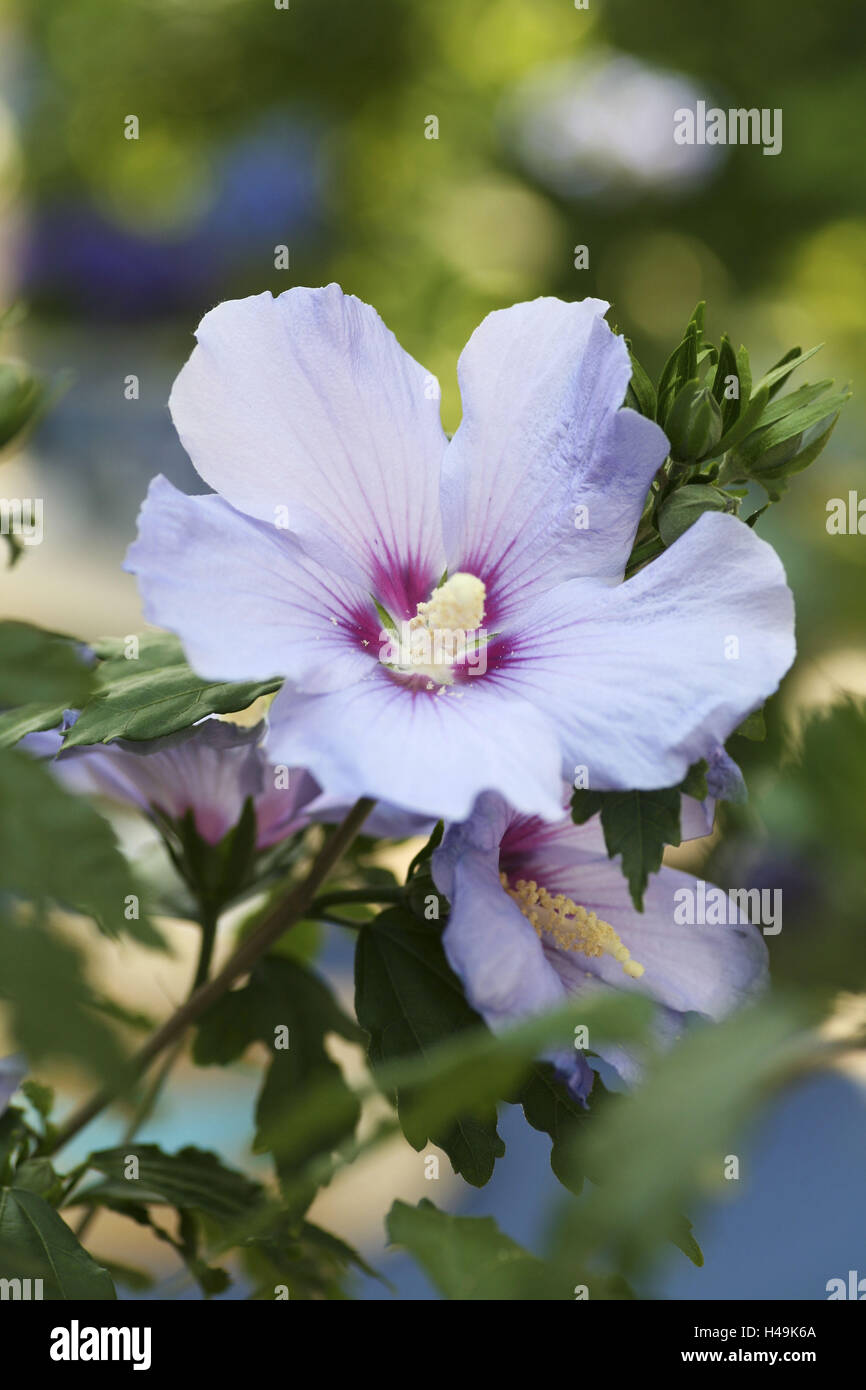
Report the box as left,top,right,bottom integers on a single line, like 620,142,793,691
71,912,218,1239
192,911,218,991
311,886,404,911
48,797,375,1158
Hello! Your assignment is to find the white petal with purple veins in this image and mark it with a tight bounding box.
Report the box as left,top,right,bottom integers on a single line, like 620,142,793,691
126,475,375,693
437,847,567,1026
539,844,768,1019
168,286,448,612
266,672,565,823
496,510,795,789
440,296,668,620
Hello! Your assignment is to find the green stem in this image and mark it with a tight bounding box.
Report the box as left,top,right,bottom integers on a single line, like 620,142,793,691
192,912,218,991
47,797,376,1158
313,912,367,932
311,886,404,912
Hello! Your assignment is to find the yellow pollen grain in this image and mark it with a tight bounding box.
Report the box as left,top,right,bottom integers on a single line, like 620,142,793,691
501,872,645,980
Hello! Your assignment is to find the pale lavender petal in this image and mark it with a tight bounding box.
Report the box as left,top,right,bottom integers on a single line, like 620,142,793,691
168,286,448,614
500,795,714,881
680,793,715,840
304,790,434,840
435,841,567,1025
432,790,515,875
496,510,795,789
541,969,685,1090
125,476,376,693
440,297,668,621
55,719,264,845
265,672,565,823
436,802,766,1095
706,742,747,803
27,714,319,851
0,1054,26,1115
246,766,321,849
18,728,65,759
534,846,768,1019
434,818,594,1097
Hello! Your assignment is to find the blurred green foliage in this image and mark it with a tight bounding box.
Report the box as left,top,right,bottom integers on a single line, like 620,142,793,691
0,0,863,1300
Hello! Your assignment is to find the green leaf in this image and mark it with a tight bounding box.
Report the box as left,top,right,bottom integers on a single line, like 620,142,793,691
571,783,694,908
355,907,505,1186
0,913,128,1085
753,344,822,398
0,1106,27,1184
688,300,707,341
657,318,700,425
734,345,752,411
387,1198,552,1299
670,1213,704,1268
405,820,444,881
0,360,48,452
598,788,682,910
733,388,851,470
100,1258,155,1292
0,622,94,710
175,1208,231,1297
657,483,733,546
0,745,160,943
745,503,769,527
757,414,842,500
12,1158,63,1204
372,597,397,635
715,383,770,458
294,1220,383,1283
0,703,70,750
243,1215,385,1300
679,758,709,800
0,1186,116,1298
77,1144,265,1227
735,708,766,741
388,1194,637,1300
518,1062,595,1194
568,788,604,825
20,1080,54,1120
196,958,362,1200
396,993,652,1165
752,378,834,430
63,632,281,747
260,992,652,1204
553,1002,808,1274
711,334,740,431
625,350,657,418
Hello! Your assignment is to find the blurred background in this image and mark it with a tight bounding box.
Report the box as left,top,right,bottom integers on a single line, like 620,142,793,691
0,0,864,1298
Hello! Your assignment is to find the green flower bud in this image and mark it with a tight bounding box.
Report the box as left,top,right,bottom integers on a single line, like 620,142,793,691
665,381,723,463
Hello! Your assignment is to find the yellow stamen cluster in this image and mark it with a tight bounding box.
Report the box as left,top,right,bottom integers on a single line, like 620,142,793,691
414,572,486,633
501,873,645,980
390,572,487,686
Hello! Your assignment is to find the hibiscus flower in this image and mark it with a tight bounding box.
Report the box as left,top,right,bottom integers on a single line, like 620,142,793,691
22,714,317,850
126,286,795,821
23,713,421,849
432,792,767,1097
